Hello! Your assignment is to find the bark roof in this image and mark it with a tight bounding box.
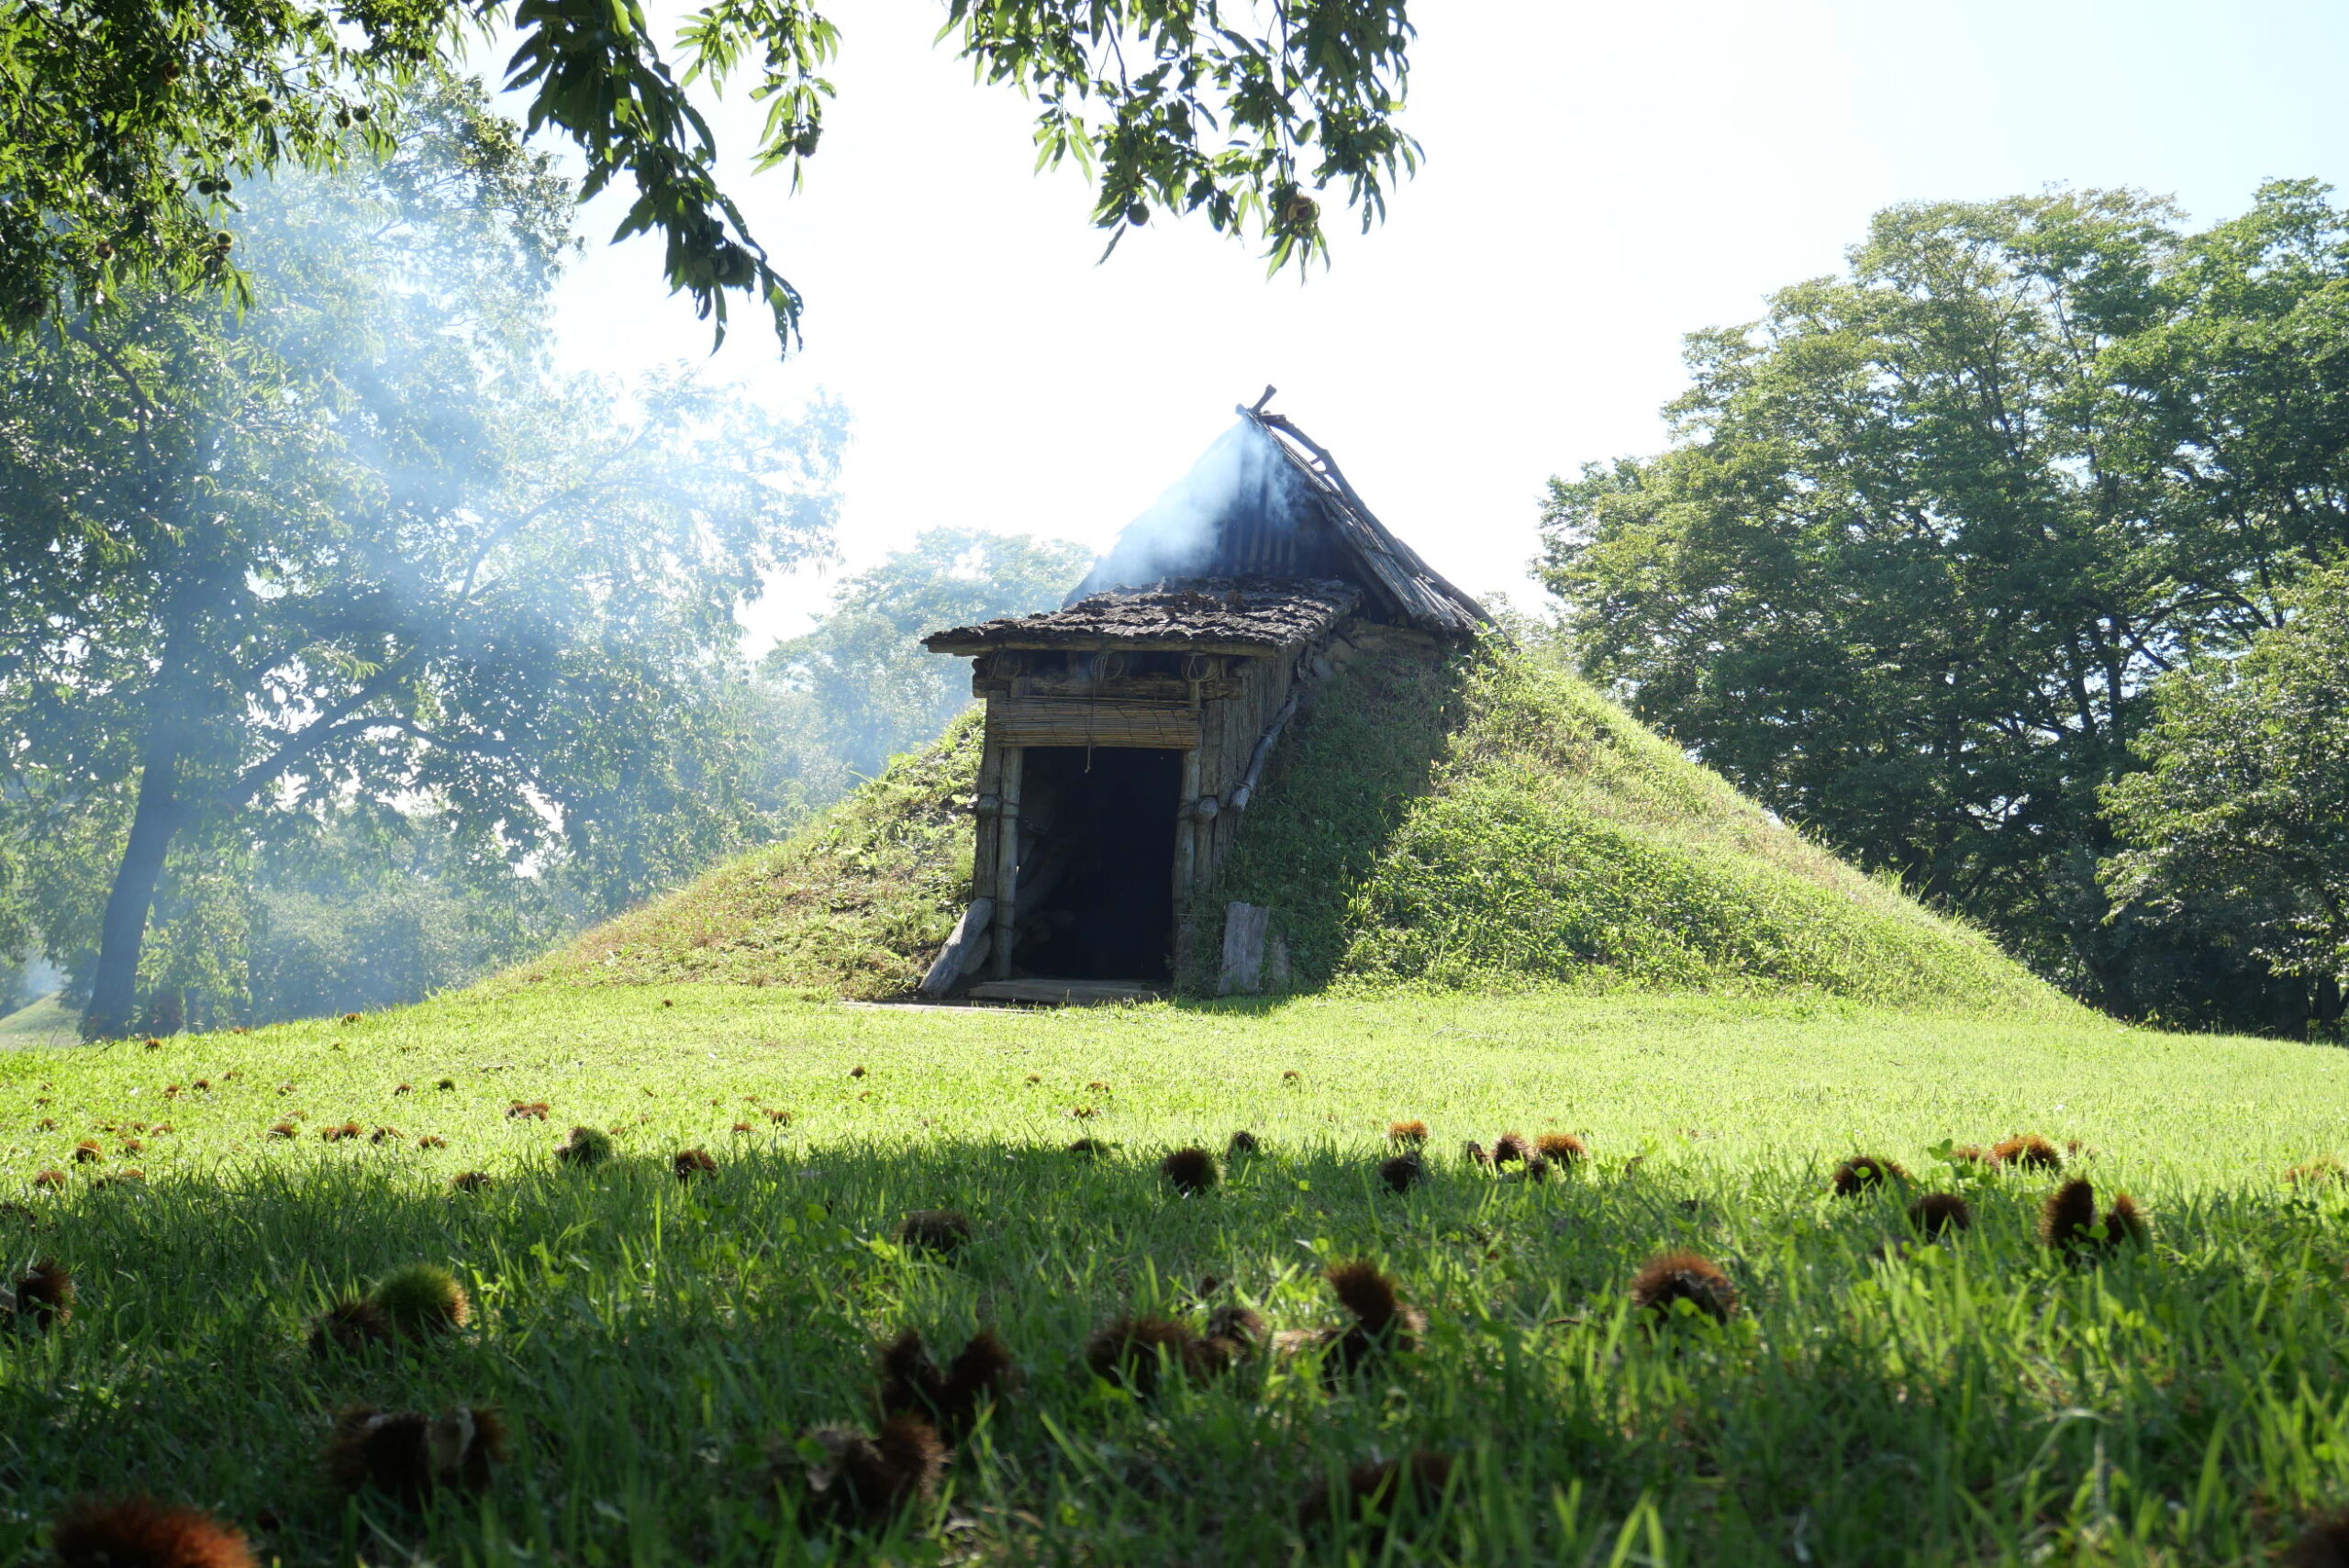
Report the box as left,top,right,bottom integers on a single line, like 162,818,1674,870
923,577,1361,653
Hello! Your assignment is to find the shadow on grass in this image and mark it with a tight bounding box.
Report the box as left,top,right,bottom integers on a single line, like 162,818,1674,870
5,1142,2346,1566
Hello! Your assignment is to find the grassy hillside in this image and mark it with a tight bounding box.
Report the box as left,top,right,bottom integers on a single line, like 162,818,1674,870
512,712,984,999
0,991,76,1051
1206,644,2057,1012
3,987,2344,1564
533,639,2058,1010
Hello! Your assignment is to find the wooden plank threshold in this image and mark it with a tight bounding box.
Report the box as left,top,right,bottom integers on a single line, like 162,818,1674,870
963,979,1167,1006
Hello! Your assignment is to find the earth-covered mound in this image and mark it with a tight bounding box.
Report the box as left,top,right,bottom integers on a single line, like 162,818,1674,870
515,644,2063,1013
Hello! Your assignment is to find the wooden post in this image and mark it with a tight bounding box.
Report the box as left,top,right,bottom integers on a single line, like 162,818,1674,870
990,746,1023,979
919,898,995,997
970,728,1004,905
1218,902,1270,995
1171,748,1202,979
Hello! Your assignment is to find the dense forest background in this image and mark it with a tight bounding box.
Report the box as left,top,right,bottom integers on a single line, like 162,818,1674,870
1542,183,2349,1037
0,83,1085,1031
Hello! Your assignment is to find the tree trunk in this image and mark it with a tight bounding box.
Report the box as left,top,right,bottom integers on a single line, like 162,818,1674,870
82,743,183,1040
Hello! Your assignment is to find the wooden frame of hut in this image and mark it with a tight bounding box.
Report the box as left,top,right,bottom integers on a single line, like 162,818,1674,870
918,401,1486,1001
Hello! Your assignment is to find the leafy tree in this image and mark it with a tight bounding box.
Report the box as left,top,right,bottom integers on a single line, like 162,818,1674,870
2103,559,2349,1036
2,0,1420,347
0,82,843,1038
763,528,1092,793
242,809,577,1022
1540,183,2349,1021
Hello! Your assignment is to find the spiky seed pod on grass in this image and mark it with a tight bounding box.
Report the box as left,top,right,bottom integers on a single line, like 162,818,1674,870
1631,1251,1739,1327
372,1264,470,1340
764,1107,793,1125
1189,1304,1266,1377
877,1328,1013,1440
417,1135,447,1150
1319,1261,1424,1383
2286,1509,2349,1567
1536,1132,1587,1167
732,1120,755,1135
1226,1129,1261,1158
34,1169,69,1190
369,1127,399,1145
1507,1153,1553,1184
1831,1154,1910,1197
1160,1147,1218,1195
2039,1178,2099,1254
324,1405,507,1500
554,1126,613,1166
265,1122,295,1140
1065,1138,1114,1157
436,1078,455,1091
72,1140,102,1163
394,1084,411,1095
1297,1451,1455,1538
675,1149,718,1182
506,1101,548,1120
2288,1156,2348,1187
50,1495,258,1568
1379,1152,1426,1194
1490,1132,1531,1167
2103,1192,2151,1250
787,1414,943,1529
1084,1315,1197,1396
321,1121,363,1143
449,1171,493,1194
1281,1069,1302,1083
309,1296,394,1358
1947,1144,1992,1167
9,1258,74,1332
1387,1120,1430,1147
1907,1194,1974,1237
896,1209,972,1256
1462,1140,1490,1168
1994,1134,2063,1172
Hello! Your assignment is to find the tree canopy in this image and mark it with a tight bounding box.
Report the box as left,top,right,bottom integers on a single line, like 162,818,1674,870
2104,558,2349,1033
1540,182,2349,1028
0,81,844,1037
2,0,1420,347
763,527,1093,795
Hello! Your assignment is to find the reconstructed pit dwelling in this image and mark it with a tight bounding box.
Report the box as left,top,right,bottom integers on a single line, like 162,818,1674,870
918,399,1486,1002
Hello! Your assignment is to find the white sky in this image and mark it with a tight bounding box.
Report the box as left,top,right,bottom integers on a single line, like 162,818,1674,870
504,1,2349,647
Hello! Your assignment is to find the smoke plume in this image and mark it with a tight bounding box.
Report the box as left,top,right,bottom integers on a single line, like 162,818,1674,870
1074,421,1312,596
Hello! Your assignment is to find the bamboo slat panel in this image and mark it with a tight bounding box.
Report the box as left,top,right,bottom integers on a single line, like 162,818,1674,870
986,697,1200,750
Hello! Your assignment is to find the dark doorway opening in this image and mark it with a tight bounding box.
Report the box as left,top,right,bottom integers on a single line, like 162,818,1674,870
1012,747,1183,981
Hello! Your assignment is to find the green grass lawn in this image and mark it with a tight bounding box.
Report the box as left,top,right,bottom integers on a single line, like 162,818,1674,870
5,985,2348,1564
